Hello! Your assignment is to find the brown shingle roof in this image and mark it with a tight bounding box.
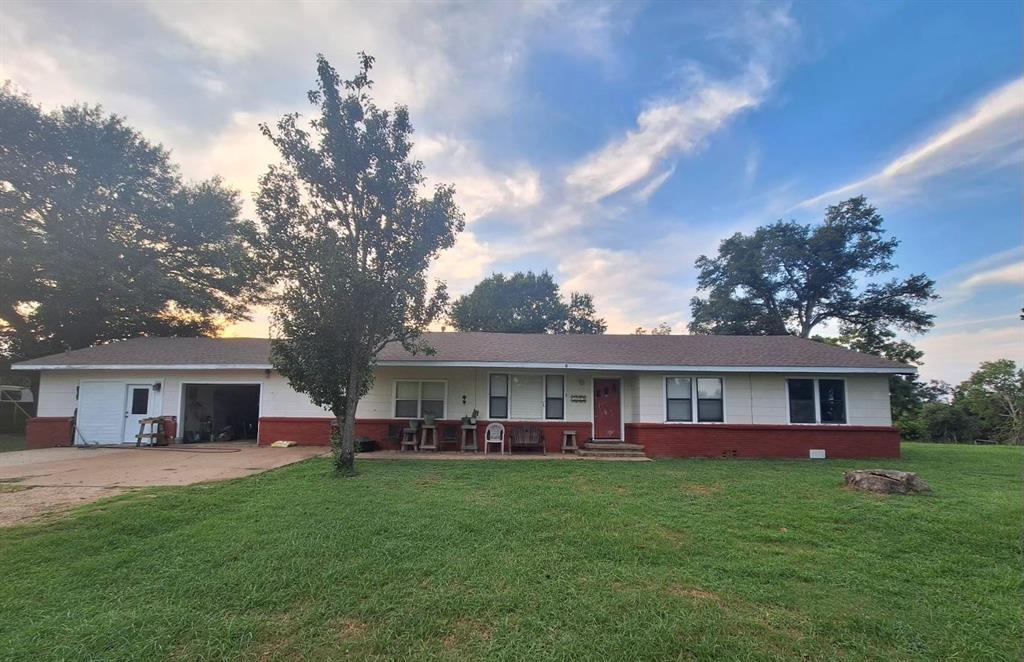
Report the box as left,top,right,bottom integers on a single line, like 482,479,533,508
12,333,914,372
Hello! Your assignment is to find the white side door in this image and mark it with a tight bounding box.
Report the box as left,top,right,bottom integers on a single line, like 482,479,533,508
122,384,155,443
77,381,127,444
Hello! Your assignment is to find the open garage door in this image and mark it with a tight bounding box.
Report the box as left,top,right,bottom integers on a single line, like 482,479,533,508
181,384,260,443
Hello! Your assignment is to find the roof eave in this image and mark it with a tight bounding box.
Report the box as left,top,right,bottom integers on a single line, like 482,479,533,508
12,360,915,375
11,363,274,371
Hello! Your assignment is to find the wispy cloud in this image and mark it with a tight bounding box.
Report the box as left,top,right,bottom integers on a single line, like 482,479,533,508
932,246,1024,310
917,325,1024,384
797,77,1024,209
958,261,1024,292
565,68,769,203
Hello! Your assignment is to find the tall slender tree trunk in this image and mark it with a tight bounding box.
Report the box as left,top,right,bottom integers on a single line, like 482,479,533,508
335,361,362,475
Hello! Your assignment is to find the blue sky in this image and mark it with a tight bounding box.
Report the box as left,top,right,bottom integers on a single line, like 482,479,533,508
1,1,1020,383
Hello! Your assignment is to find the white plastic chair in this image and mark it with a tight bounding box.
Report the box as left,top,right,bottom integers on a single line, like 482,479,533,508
484,423,505,455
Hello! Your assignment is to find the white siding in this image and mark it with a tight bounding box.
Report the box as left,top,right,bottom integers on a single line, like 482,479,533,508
36,372,81,416
33,366,894,429
76,381,130,443
633,372,892,426
846,375,893,426
750,374,788,424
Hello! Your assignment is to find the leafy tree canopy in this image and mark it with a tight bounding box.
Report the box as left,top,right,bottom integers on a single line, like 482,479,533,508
449,271,606,334
259,54,463,474
634,322,672,335
689,196,937,340
953,359,1023,444
0,84,265,362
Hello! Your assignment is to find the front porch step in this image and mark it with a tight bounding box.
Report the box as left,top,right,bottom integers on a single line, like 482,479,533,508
584,441,644,451
575,448,649,459
577,440,648,459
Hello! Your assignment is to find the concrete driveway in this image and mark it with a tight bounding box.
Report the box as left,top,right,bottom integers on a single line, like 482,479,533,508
0,443,326,527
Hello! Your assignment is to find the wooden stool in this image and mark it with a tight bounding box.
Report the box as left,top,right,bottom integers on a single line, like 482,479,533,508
136,417,169,447
561,430,578,454
460,424,478,452
400,427,418,451
419,424,438,451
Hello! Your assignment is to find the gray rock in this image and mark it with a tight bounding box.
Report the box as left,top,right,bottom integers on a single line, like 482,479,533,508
843,469,932,495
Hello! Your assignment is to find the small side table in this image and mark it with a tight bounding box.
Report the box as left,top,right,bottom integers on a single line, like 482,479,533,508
561,430,579,454
460,424,478,452
419,424,438,451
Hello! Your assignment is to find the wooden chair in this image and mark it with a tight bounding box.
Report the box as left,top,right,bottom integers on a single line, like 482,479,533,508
509,426,545,455
439,424,460,451
484,423,505,455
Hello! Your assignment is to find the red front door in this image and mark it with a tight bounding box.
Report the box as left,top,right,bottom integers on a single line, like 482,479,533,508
593,378,621,440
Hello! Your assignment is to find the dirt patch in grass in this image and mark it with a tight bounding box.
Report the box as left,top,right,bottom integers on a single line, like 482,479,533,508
0,486,129,527
652,524,691,547
442,618,493,650
333,616,369,639
415,472,443,487
683,483,722,496
667,585,723,603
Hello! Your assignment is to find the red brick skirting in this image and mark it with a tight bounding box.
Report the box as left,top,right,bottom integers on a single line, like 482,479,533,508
258,417,898,458
258,417,594,453
625,423,900,459
25,417,75,449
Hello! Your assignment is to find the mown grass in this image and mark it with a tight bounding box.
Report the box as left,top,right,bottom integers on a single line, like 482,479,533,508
0,443,1020,661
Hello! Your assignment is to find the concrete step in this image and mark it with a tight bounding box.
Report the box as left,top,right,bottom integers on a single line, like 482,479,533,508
576,449,649,459
584,441,645,451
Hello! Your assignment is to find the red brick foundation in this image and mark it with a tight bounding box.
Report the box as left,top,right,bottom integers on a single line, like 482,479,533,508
258,417,897,459
25,417,75,449
258,417,335,446
258,417,594,453
625,423,900,459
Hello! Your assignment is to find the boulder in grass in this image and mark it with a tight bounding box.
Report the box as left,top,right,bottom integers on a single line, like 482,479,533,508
843,469,932,495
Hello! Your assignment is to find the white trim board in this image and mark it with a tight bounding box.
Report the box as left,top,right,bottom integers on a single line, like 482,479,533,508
14,361,915,374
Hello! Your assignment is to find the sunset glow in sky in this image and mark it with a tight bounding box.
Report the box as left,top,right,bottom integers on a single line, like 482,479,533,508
2,1,1021,383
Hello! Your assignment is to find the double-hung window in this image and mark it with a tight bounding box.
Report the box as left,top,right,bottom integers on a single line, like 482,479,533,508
394,381,446,418
787,378,847,424
665,377,692,422
545,375,565,420
666,377,724,422
489,374,509,419
696,378,724,422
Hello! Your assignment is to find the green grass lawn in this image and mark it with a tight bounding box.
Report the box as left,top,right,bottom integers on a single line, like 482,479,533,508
0,443,1020,661
0,432,26,453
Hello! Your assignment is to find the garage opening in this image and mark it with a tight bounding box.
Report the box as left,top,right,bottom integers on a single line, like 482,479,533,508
181,384,260,443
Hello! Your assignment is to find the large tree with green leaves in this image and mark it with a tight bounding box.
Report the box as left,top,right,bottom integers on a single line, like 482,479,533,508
689,197,937,340
0,84,265,362
449,271,606,334
258,54,463,474
953,359,1023,444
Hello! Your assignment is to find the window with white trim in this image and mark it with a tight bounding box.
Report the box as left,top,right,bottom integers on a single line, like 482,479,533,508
489,374,509,419
665,377,724,422
696,378,724,422
394,381,446,419
788,378,846,424
666,377,692,422
545,375,564,420
510,374,543,419
818,379,846,424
